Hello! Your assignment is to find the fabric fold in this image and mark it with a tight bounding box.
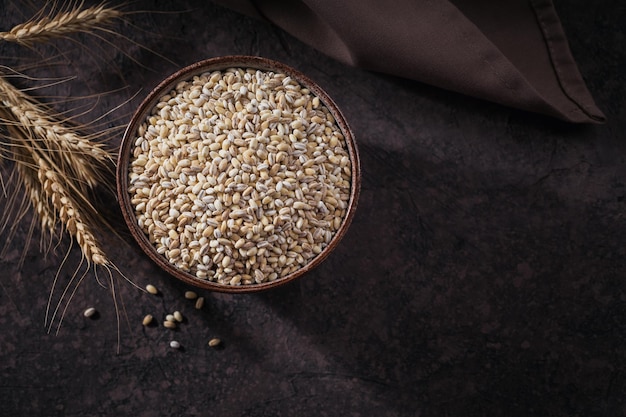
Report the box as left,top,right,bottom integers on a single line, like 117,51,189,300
213,0,605,123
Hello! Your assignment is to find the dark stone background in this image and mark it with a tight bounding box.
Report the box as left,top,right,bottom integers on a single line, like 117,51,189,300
0,1,624,416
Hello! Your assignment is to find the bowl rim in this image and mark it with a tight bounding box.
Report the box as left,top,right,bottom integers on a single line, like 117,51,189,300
116,55,361,293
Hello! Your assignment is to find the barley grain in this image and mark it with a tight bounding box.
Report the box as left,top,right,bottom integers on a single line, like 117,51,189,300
184,290,198,300
128,67,353,286
173,311,183,322
142,314,153,326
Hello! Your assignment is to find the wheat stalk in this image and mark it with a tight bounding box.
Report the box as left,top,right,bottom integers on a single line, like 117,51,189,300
0,3,122,48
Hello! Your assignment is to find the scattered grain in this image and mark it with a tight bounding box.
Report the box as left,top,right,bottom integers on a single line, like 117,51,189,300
184,290,198,300
170,340,181,349
208,338,221,347
173,311,184,322
146,284,159,295
142,314,153,326
83,307,96,318
163,320,177,329
195,296,205,310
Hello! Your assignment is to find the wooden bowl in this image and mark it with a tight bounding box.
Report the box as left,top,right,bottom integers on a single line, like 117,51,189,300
116,56,360,292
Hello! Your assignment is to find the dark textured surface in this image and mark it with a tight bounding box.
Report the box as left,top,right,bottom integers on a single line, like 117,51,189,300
0,1,624,416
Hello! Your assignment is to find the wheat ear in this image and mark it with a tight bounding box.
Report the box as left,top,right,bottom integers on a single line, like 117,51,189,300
0,77,111,266
3,127,109,267
0,75,112,190
17,160,57,235
0,3,122,47
35,154,108,266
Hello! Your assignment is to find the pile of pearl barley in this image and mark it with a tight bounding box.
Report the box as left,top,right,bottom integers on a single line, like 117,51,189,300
128,67,352,286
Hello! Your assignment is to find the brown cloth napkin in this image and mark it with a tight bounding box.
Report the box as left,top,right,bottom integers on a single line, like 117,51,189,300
214,0,605,123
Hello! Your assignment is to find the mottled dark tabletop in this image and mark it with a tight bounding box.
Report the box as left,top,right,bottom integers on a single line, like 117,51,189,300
1,1,624,416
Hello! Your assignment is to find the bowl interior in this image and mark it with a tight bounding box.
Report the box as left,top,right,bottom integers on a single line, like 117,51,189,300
116,56,360,292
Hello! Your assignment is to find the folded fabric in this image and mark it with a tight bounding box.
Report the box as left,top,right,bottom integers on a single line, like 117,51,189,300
214,0,605,123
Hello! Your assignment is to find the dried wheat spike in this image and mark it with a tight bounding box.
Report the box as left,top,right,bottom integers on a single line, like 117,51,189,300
0,75,112,189
17,161,57,234
0,3,122,47
34,154,109,266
